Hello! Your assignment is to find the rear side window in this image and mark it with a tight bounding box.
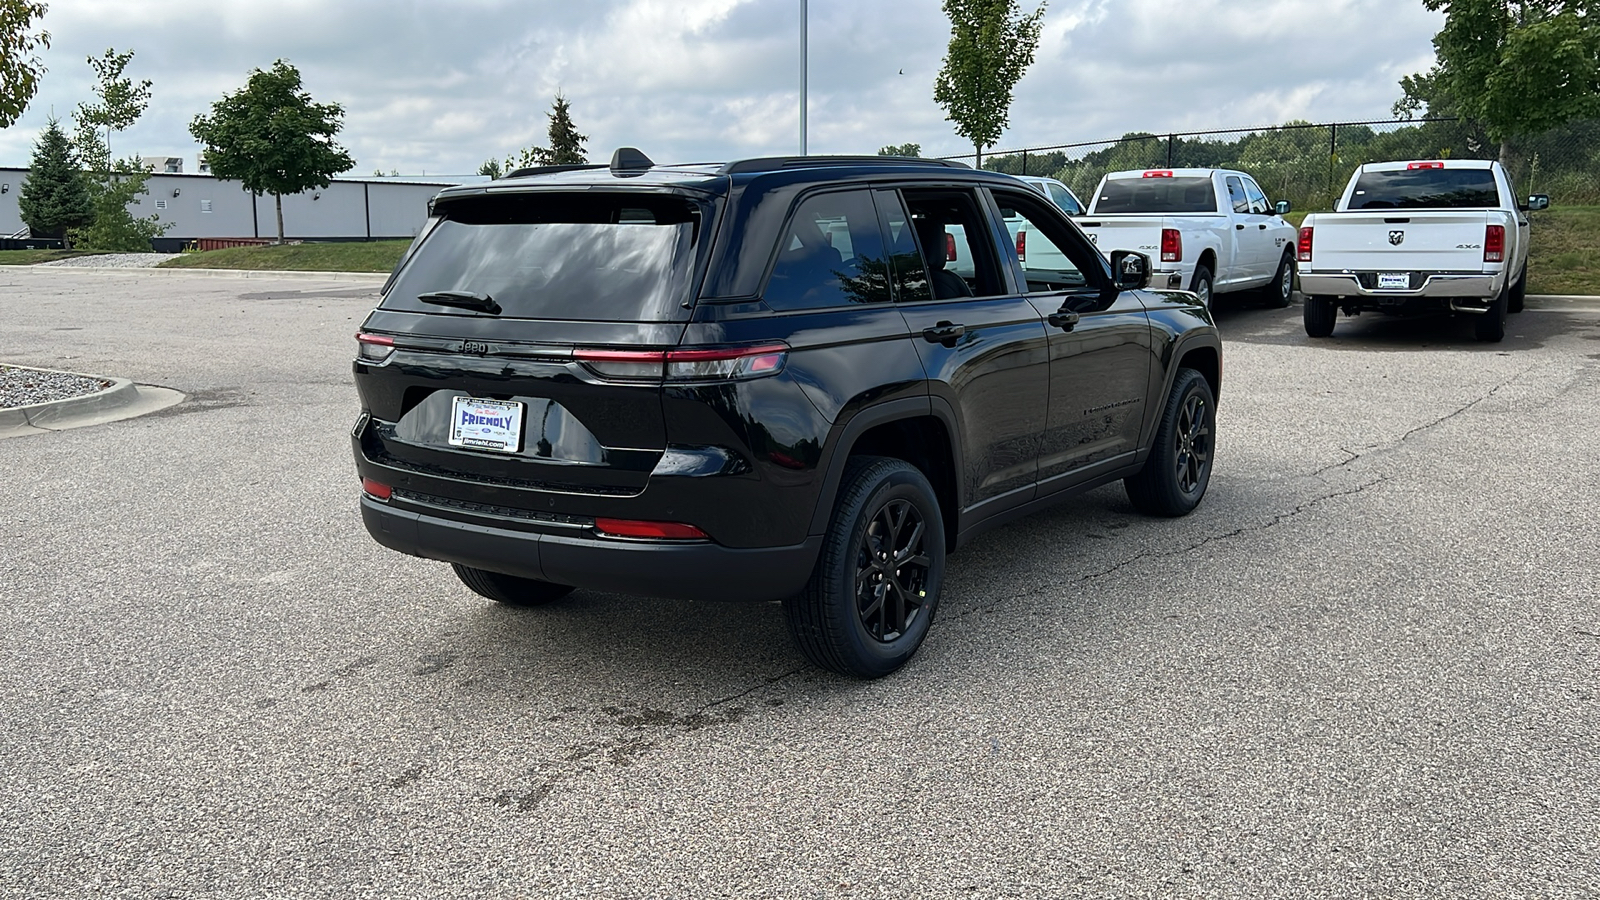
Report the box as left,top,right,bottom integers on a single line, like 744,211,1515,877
1095,177,1216,213
1047,183,1082,215
1225,177,1249,214
763,190,891,310
1348,168,1501,209
382,192,703,321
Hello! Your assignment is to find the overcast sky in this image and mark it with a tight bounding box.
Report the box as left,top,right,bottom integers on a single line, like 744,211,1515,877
1,0,1445,176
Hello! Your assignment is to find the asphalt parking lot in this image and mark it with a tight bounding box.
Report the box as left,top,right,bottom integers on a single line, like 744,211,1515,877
2,268,1597,899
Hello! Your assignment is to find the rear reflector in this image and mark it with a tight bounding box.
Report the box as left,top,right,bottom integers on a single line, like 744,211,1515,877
1407,161,1446,169
1484,224,1505,262
1143,170,1174,178
1298,225,1314,263
1160,228,1181,263
576,344,788,382
594,518,708,540
362,477,392,500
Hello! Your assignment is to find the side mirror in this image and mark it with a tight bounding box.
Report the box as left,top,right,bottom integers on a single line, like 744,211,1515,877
1524,194,1550,212
1275,200,1292,216
1108,250,1151,291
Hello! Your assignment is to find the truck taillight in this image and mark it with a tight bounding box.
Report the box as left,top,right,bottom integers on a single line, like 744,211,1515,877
1407,161,1445,170
1016,229,1026,261
1142,170,1174,178
1484,225,1505,263
576,344,789,383
945,233,957,261
1160,228,1181,263
1298,226,1314,263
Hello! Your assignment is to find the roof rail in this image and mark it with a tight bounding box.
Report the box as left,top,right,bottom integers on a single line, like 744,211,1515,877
719,156,971,175
505,163,607,178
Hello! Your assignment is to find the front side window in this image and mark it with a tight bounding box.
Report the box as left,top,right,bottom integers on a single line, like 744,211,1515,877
1243,178,1270,215
382,192,702,321
763,190,891,310
993,190,1101,296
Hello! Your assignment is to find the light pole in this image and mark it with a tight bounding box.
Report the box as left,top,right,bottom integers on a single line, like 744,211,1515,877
800,0,807,155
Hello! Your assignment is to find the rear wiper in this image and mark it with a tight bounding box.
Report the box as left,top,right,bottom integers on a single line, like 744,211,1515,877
417,290,501,315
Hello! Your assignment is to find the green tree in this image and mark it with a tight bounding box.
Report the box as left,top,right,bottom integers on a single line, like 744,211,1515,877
933,0,1046,167
477,158,504,179
877,142,922,157
507,93,589,169
190,59,357,242
67,47,167,251
17,118,92,244
0,0,49,128
1399,0,1600,163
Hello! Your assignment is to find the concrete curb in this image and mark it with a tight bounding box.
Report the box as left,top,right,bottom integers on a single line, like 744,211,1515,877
4,265,388,283
0,365,185,439
1525,294,1600,310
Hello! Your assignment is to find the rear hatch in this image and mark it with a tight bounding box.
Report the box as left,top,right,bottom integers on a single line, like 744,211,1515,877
354,188,713,508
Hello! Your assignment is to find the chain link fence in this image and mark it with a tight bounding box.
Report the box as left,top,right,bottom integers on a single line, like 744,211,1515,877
944,117,1600,211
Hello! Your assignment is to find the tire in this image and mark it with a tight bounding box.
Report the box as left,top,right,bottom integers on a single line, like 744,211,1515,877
784,456,945,678
452,564,575,606
1263,251,1295,308
1189,263,1214,310
1303,294,1337,337
1509,264,1527,314
1124,369,1216,518
1475,282,1509,343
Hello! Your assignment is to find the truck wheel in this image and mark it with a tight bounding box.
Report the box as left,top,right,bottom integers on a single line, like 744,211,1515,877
452,564,574,606
1124,369,1215,518
1189,264,1214,309
1263,251,1295,308
1475,285,1508,342
1509,265,1527,314
1303,295,1337,337
785,456,945,678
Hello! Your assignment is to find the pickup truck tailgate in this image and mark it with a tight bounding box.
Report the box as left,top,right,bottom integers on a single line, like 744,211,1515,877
1310,211,1492,273
1077,217,1165,256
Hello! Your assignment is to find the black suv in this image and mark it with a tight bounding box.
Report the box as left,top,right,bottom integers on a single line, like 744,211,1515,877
352,150,1221,678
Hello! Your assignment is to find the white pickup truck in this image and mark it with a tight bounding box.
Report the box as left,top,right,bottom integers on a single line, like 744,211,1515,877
1299,157,1548,339
1076,168,1299,308
1297,159,1549,342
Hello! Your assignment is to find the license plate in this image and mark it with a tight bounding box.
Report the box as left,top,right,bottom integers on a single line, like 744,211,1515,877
1376,272,1410,290
448,396,524,453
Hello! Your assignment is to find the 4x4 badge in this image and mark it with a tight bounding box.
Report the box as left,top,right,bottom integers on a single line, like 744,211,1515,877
1389,230,1405,245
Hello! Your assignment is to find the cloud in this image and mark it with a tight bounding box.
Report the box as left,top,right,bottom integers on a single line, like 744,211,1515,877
0,0,1443,175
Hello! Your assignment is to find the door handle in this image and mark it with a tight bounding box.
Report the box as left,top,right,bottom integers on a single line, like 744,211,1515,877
1047,311,1080,332
921,321,966,344
1258,224,1268,230
1235,224,1245,230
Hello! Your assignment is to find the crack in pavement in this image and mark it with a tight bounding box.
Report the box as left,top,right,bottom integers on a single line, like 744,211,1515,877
949,475,1392,623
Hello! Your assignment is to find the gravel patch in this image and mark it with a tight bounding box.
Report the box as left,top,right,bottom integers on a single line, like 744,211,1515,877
0,365,112,408
39,252,181,268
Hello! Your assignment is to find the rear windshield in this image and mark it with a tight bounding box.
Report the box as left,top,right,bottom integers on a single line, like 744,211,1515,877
1094,177,1216,214
1348,168,1501,210
381,192,704,321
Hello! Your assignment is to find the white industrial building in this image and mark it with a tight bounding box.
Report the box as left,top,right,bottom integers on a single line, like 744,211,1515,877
0,168,475,251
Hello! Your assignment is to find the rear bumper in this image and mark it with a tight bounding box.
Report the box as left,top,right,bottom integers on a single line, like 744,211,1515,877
361,496,822,602
1300,270,1503,303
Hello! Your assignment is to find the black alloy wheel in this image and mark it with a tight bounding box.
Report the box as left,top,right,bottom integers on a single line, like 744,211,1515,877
1124,368,1216,517
854,497,932,642
786,456,946,678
